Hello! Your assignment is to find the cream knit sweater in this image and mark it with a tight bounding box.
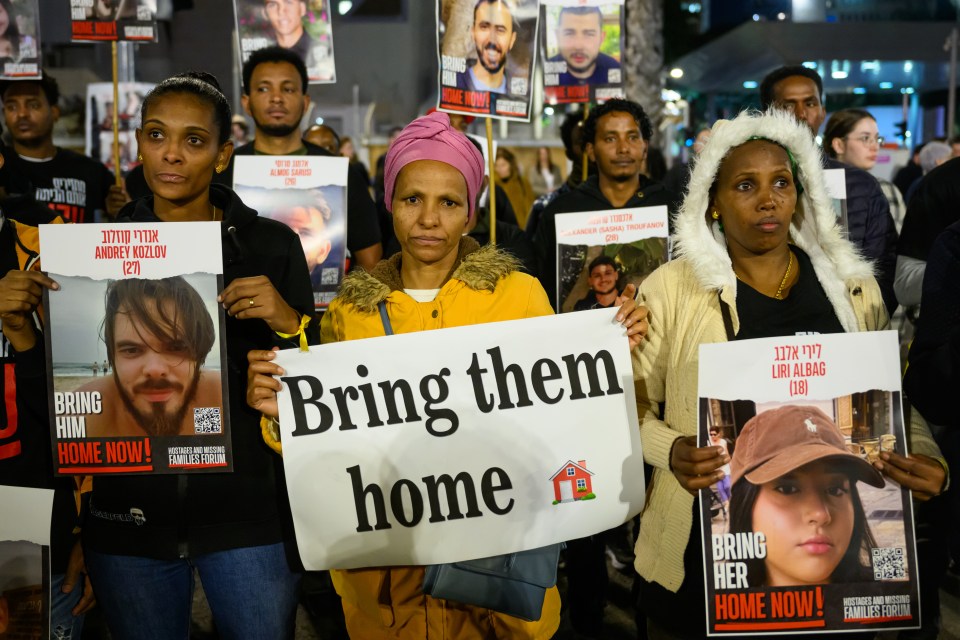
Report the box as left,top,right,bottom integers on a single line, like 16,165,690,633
630,110,942,592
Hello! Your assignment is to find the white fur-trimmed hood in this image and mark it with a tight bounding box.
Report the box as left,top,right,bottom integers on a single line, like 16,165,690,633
673,109,875,332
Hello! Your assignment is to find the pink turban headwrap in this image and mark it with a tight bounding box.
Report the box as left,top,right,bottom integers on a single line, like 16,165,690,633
383,111,485,219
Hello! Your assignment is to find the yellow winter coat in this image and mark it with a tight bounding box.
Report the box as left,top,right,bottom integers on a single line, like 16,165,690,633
320,237,561,639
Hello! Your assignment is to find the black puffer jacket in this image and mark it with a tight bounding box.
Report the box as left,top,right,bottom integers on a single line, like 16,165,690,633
82,184,317,559
825,158,898,314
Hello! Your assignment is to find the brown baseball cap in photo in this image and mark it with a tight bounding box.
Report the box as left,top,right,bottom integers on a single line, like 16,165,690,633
730,405,884,488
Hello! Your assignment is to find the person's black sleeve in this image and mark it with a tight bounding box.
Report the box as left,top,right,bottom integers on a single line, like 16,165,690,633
493,185,518,227
13,341,48,433
497,222,538,277
532,200,560,311
857,173,899,314
897,161,960,263
904,224,960,425
273,225,320,348
346,164,381,253
98,162,117,213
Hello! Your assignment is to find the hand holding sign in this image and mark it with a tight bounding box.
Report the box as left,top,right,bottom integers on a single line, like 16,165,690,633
247,347,284,419
0,270,59,350
874,451,947,502
670,435,729,494
219,275,302,334
613,283,648,349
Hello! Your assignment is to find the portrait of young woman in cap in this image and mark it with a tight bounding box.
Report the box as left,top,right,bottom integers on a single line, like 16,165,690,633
727,405,884,587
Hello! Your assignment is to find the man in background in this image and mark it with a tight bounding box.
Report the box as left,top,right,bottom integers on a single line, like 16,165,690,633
0,74,126,222
221,46,382,272
304,124,340,155
760,65,898,314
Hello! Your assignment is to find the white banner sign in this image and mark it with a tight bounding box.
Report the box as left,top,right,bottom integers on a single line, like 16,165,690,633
276,309,645,569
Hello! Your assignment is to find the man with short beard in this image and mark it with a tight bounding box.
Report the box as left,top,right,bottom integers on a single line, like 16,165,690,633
549,6,621,86
82,277,222,438
533,98,679,310
217,46,382,271
456,0,519,94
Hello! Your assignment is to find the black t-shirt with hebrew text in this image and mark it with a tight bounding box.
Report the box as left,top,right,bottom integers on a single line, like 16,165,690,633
8,148,114,223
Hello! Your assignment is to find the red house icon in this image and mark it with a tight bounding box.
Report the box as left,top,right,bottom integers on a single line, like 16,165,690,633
549,460,595,503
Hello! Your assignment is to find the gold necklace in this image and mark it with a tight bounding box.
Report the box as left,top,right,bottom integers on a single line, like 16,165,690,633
734,250,794,300
210,205,220,222
774,250,794,300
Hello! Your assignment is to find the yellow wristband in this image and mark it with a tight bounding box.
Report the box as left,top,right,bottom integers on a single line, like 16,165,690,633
260,415,283,455
275,314,311,352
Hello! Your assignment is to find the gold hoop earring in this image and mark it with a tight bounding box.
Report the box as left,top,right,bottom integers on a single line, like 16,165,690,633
711,210,719,220
215,165,224,174
137,153,143,162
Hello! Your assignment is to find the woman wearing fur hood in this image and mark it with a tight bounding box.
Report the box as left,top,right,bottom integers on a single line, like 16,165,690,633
631,110,945,638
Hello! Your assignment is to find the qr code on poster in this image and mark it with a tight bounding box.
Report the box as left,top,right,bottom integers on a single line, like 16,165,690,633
872,547,906,580
194,408,222,434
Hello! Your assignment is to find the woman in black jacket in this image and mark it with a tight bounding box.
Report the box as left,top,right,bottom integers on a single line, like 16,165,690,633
82,73,315,640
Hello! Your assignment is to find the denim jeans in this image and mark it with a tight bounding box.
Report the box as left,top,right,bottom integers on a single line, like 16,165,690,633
84,543,300,640
50,573,85,640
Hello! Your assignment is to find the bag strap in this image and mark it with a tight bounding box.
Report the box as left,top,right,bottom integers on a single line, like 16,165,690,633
378,301,394,336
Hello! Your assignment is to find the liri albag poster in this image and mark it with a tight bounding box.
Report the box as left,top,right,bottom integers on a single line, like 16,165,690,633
0,0,41,80
698,331,919,635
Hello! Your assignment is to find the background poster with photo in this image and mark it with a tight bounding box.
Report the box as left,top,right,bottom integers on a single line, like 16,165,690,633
437,0,540,122
540,0,624,105
698,332,919,636
0,0,41,80
554,206,668,312
233,155,348,309
40,223,233,476
823,168,848,235
70,0,158,42
85,82,153,175
0,485,53,640
234,0,336,83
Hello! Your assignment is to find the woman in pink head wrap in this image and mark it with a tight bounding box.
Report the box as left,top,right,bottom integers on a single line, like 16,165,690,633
247,110,648,639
